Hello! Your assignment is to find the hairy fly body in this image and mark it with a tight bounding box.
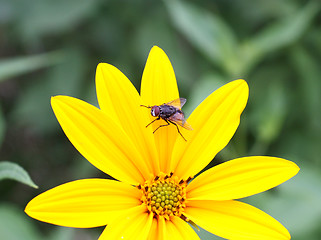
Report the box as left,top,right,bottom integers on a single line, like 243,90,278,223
141,98,193,141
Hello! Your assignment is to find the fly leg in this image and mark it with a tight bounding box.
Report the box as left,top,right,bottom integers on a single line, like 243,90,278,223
146,117,160,128
153,119,170,133
151,119,187,142
168,120,187,141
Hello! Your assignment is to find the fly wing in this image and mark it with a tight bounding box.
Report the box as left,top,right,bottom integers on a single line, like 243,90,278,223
169,112,193,130
165,98,186,109
179,119,193,131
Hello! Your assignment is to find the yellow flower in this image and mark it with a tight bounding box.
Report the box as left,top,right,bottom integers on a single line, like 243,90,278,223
25,46,299,240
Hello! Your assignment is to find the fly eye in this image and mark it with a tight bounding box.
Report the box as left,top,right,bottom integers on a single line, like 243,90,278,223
151,106,160,117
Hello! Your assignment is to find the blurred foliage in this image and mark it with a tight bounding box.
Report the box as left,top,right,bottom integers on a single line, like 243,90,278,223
0,0,320,239
0,161,38,188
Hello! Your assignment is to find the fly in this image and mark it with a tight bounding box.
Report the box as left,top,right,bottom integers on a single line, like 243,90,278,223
140,98,193,141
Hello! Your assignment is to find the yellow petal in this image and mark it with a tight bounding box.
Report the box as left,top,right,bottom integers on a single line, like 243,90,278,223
171,80,249,180
187,156,300,200
140,46,180,173
167,216,201,240
25,179,141,228
185,200,291,240
99,205,153,240
147,216,166,240
96,63,159,176
51,95,150,185
146,216,200,240
147,218,159,240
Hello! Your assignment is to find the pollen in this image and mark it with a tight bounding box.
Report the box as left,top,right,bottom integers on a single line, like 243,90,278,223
138,173,188,220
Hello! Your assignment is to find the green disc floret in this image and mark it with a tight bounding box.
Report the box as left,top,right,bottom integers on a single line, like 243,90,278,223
139,173,188,219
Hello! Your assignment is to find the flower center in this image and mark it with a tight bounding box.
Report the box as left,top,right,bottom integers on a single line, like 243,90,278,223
138,173,188,220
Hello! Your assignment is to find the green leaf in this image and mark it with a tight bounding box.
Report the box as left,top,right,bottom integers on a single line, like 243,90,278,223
184,72,226,117
48,227,74,240
246,63,290,155
15,0,98,40
11,48,87,134
164,0,240,75
244,1,320,69
0,106,5,148
253,81,287,143
0,161,38,188
48,227,99,240
0,204,42,240
0,51,64,82
290,46,321,132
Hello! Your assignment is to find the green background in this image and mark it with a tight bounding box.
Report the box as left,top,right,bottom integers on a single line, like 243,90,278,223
0,0,320,239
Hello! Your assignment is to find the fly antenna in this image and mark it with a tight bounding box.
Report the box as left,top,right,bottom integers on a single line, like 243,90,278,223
140,105,151,108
